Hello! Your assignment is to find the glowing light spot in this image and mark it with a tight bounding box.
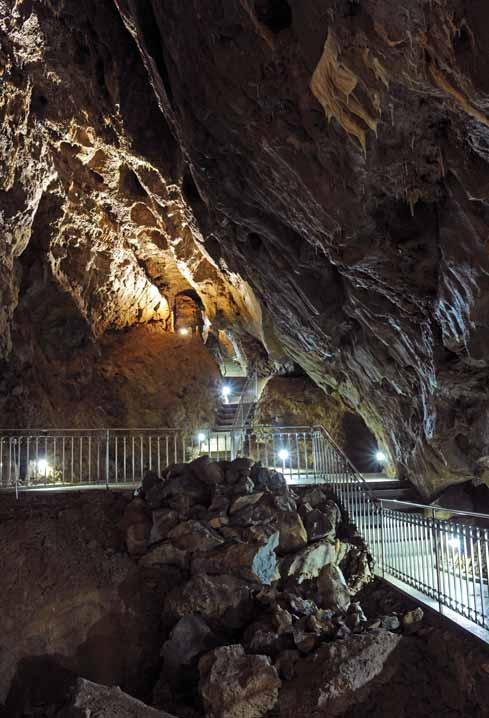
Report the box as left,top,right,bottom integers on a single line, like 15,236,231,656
278,449,289,461
375,451,387,463
448,537,461,551
197,432,206,442
37,459,49,474
178,327,190,336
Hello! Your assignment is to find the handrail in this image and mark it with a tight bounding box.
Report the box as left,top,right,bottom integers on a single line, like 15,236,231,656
314,424,378,502
380,498,489,521
232,371,258,428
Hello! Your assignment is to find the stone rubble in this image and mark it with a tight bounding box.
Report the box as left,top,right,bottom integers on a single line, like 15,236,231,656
116,456,425,718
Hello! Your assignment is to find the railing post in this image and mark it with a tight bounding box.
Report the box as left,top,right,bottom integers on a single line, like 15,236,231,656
105,429,110,490
432,508,443,613
379,501,385,577
15,438,19,501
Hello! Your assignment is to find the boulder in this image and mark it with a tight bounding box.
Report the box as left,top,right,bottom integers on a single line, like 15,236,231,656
191,531,279,585
402,607,424,634
126,522,151,558
318,564,351,612
278,511,308,555
142,470,162,495
251,464,287,492
199,645,281,718
229,492,264,515
164,574,254,630
280,540,336,583
139,541,188,570
299,487,328,509
58,677,175,717
224,458,253,484
150,509,179,544
189,456,225,486
160,616,217,680
167,520,224,553
341,545,374,594
145,482,168,510
275,649,301,680
161,474,211,509
303,508,336,542
120,497,151,531
280,629,402,717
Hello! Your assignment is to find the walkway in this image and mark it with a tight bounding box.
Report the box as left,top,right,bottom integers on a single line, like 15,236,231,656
1,423,488,642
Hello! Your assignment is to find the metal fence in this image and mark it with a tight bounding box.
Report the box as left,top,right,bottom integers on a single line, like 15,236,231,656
1,423,489,638
311,425,489,637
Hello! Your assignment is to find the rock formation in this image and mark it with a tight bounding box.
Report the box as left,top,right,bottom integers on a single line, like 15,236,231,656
2,457,489,717
0,0,264,430
111,0,489,496
3,2,489,488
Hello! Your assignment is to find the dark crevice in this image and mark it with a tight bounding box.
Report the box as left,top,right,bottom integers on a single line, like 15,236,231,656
182,170,204,207
248,232,263,252
135,3,174,106
254,0,292,34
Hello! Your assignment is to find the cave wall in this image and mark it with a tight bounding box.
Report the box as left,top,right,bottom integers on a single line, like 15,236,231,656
112,0,489,496
0,0,264,429
4,1,489,495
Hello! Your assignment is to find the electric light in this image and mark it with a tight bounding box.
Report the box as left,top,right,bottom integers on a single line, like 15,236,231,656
178,327,190,336
375,450,387,463
37,458,49,474
221,385,231,398
447,536,461,551
197,432,206,442
278,449,289,461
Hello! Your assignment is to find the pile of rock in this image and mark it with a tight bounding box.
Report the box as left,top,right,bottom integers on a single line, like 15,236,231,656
117,455,416,717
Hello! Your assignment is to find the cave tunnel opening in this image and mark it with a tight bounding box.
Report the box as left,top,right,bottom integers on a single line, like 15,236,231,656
174,290,205,337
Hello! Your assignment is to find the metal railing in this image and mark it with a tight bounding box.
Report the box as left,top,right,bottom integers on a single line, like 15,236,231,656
232,371,258,429
0,425,319,494
311,425,489,637
1,423,488,638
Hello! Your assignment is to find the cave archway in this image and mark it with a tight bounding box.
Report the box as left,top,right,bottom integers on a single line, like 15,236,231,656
174,290,204,336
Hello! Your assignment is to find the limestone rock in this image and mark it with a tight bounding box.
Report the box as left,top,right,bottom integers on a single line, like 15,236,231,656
139,541,188,570
402,607,424,634
303,507,337,543
280,629,402,717
58,677,175,717
199,645,281,718
318,564,352,612
164,574,254,630
191,531,279,585
281,540,336,584
278,511,308,555
160,616,217,680
121,498,151,557
161,474,212,510
229,492,264,515
150,509,180,545
189,456,225,486
167,520,224,553
251,464,287,492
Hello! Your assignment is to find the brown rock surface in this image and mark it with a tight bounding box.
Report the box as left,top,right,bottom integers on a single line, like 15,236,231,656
111,0,489,496
199,645,281,718
280,629,402,717
0,492,164,710
58,678,176,718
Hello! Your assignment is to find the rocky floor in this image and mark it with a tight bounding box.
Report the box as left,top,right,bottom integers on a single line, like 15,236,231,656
2,461,489,717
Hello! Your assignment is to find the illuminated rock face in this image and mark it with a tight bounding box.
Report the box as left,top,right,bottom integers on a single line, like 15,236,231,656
0,0,263,429
4,0,489,494
113,0,489,496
